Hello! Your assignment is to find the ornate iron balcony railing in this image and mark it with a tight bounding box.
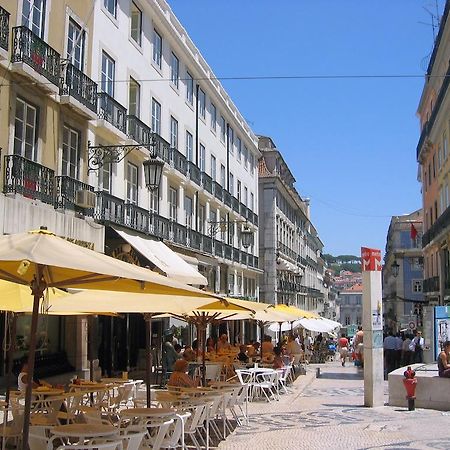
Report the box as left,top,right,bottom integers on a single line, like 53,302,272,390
213,181,223,202
127,115,151,145
54,175,94,215
3,154,54,205
152,133,171,163
98,93,127,133
201,172,213,194
172,149,187,175
11,26,60,86
0,5,10,52
94,191,125,225
187,161,201,186
125,202,150,234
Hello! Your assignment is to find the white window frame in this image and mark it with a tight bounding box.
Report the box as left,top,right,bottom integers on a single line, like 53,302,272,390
228,126,234,154
22,0,46,38
412,279,423,293
67,18,85,70
101,162,113,193
199,89,206,118
101,51,115,97
186,71,194,104
236,137,242,162
170,116,178,149
169,186,178,221
152,28,162,68
103,0,117,18
229,172,234,196
151,98,161,135
199,144,206,172
220,164,226,187
210,103,216,131
14,97,39,162
210,155,216,181
62,125,80,179
220,116,226,142
129,77,140,117
184,195,193,228
171,52,179,88
130,1,142,46
186,131,193,162
125,161,138,205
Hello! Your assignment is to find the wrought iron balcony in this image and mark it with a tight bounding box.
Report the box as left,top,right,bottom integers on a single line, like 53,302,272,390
0,6,9,52
201,172,213,194
277,241,298,261
3,155,54,205
125,203,150,234
203,235,213,254
152,133,171,163
54,176,95,215
233,248,240,263
187,161,201,186
189,229,202,250
98,93,127,134
127,115,152,145
232,196,240,213
423,204,450,247
423,276,439,293
239,202,247,218
223,191,232,208
172,149,187,175
213,182,223,202
151,214,170,240
224,244,232,261
94,191,125,225
11,26,60,86
60,63,98,113
214,240,224,258
171,221,187,246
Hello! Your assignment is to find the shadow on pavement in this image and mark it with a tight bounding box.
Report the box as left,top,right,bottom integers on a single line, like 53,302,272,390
318,372,364,380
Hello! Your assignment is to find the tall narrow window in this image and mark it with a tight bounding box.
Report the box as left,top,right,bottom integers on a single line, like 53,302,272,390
169,187,177,221
22,0,46,38
102,162,112,193
220,164,226,187
67,18,84,70
125,162,138,204
244,186,248,206
210,155,216,181
250,192,254,211
210,103,216,131
151,98,161,135
170,116,178,149
171,53,179,88
14,97,38,161
236,137,242,161
186,131,193,162
229,173,234,196
101,51,115,96
129,77,140,117
243,146,248,170
220,116,226,142
228,126,234,154
199,89,206,118
249,153,255,175
186,71,193,104
199,204,205,234
184,195,193,228
237,180,241,201
150,189,159,214
199,144,206,172
103,0,117,17
62,125,80,179
130,2,142,45
152,28,162,68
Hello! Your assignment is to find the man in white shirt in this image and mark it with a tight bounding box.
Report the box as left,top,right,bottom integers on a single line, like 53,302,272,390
383,330,397,375
409,331,425,363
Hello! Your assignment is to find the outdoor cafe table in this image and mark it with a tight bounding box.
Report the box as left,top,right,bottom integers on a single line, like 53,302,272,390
51,423,118,443
32,387,65,397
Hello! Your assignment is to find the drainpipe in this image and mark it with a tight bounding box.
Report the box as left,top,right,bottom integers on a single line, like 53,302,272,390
195,84,200,232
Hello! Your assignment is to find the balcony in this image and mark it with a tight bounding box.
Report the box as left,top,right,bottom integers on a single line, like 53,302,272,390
189,229,202,250
152,133,171,163
224,244,232,261
223,191,232,208
0,6,9,59
94,191,125,225
151,214,170,240
3,155,54,205
127,115,152,145
187,161,201,186
172,149,187,176
231,196,240,214
203,235,213,254
277,241,298,261
423,276,439,293
239,202,248,219
213,182,223,202
201,173,213,195
233,248,240,263
11,26,60,93
423,204,450,247
60,63,98,119
54,176,95,216
97,93,127,138
125,203,150,234
171,221,187,246
214,240,224,258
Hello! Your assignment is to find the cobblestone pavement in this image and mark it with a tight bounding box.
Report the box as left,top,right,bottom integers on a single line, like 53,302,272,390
218,361,450,450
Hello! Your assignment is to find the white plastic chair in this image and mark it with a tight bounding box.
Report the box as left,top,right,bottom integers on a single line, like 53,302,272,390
55,441,123,450
1,403,24,449
253,371,279,402
119,430,146,450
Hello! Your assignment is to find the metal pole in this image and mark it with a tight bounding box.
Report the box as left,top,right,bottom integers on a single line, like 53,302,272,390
144,314,153,407
5,313,16,406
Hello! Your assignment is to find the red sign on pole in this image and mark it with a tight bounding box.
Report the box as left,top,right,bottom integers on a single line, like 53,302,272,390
361,247,382,272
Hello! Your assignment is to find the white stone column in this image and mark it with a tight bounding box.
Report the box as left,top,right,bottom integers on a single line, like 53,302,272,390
178,184,185,225
361,247,384,407
159,174,169,217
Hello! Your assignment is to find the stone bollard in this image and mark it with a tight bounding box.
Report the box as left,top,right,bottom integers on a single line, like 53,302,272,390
316,367,321,378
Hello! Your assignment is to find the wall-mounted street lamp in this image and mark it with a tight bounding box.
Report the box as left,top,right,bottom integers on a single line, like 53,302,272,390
392,260,400,278
208,219,254,249
87,134,164,190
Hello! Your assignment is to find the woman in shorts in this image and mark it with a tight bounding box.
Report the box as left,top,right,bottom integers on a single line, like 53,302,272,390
338,333,349,367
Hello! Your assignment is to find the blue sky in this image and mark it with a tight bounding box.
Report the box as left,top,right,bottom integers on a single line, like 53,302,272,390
168,0,443,256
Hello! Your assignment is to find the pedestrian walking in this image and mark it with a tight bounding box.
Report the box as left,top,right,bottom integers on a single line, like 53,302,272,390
338,333,349,367
383,330,397,376
409,331,425,363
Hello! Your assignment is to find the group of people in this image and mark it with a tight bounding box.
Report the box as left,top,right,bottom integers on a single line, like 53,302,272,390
383,330,424,375
337,326,364,367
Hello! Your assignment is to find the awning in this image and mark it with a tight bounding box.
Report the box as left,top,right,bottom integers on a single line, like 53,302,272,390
114,228,207,285
276,257,302,274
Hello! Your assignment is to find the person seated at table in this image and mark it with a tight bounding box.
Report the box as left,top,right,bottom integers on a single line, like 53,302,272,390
262,335,274,355
438,340,450,378
18,362,40,392
206,336,216,353
286,334,303,365
217,334,232,352
183,345,196,362
168,359,199,388
237,345,249,363
273,346,285,369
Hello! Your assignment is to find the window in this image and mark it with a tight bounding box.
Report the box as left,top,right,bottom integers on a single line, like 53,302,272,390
185,131,193,162
237,180,241,201
67,18,84,70
171,53,179,88
229,172,234,196
412,280,423,293
199,144,206,172
249,153,255,175
129,77,140,117
150,189,159,214
199,89,206,118
125,162,138,204
152,28,162,68
244,186,248,206
228,127,234,154
220,164,226,187
345,316,351,326
22,0,46,38
410,257,423,271
62,125,80,179
236,137,242,161
210,103,216,131
186,71,193,104
220,116,226,142
243,146,248,170
199,204,205,234
14,97,38,161
101,51,115,96
210,155,216,181
184,195,193,228
130,2,142,45
250,192,254,211
228,274,234,295
101,162,112,193
151,98,161,135
170,116,178,149
103,0,117,17
169,187,177,221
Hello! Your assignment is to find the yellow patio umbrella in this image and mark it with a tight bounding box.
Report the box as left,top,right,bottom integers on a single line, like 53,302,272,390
0,228,216,449
273,304,320,320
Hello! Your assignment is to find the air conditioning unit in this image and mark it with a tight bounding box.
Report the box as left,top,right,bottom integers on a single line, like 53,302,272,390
75,190,96,209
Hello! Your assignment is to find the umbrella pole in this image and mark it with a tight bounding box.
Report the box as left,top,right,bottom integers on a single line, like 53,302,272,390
279,322,282,346
144,314,153,407
22,268,46,450
87,316,95,382
201,322,206,387
5,313,16,406
259,322,264,360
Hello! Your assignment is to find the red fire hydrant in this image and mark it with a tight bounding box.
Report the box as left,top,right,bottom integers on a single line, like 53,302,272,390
403,366,417,411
